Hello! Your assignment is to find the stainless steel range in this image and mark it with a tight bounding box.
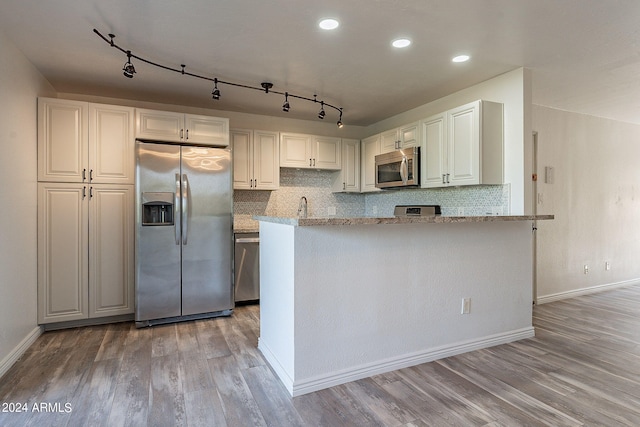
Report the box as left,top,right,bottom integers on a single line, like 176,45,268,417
393,205,442,217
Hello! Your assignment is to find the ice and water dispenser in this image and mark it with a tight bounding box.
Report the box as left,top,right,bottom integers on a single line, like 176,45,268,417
142,192,175,226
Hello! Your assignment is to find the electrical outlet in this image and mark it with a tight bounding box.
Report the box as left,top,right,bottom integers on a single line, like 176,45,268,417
328,206,336,216
457,207,465,216
584,264,589,274
461,298,471,314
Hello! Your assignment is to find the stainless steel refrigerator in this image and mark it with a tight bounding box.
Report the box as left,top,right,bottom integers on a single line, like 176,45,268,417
135,141,233,327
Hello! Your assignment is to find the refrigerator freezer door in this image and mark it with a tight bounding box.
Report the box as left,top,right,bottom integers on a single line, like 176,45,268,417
135,142,182,321
180,146,233,315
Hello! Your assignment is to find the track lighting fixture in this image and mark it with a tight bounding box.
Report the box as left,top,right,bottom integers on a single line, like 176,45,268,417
122,51,136,78
94,29,345,127
212,78,221,100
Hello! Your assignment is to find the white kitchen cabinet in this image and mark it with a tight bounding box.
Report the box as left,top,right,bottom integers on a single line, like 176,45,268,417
280,133,341,170
88,185,135,318
232,129,279,190
38,183,134,324
360,134,381,192
421,100,503,188
38,98,134,184
37,183,88,323
332,139,360,193
379,122,420,154
136,108,229,146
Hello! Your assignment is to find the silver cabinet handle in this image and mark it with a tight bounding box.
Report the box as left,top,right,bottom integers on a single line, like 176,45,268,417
309,158,312,167
186,129,189,140
442,174,446,184
175,173,181,245
89,169,93,182
82,186,86,199
253,179,257,189
82,169,87,182
180,129,184,140
182,174,189,245
89,186,93,198
313,158,316,167
446,173,450,184
343,182,346,191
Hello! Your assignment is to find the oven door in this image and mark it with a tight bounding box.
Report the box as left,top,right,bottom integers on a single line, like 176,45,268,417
375,148,419,188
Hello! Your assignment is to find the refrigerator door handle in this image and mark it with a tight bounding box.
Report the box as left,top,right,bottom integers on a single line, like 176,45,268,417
182,173,189,245
175,173,181,245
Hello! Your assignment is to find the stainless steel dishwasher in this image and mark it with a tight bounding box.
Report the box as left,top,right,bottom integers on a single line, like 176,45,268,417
234,232,260,303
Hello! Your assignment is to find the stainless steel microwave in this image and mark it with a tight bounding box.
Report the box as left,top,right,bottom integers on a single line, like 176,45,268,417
375,147,420,189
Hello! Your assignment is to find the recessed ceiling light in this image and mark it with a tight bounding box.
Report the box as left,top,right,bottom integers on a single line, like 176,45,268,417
319,18,339,30
392,38,411,48
452,54,470,63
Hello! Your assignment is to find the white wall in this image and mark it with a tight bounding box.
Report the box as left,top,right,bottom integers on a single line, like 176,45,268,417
533,105,640,301
364,68,530,215
0,30,54,373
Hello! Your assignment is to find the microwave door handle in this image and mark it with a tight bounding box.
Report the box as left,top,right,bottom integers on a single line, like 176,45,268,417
175,173,181,245
400,156,408,184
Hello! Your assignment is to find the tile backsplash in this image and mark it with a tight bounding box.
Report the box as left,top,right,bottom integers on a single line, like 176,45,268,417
233,168,510,231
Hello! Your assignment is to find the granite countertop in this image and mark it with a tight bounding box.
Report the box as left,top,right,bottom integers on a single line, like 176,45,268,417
254,214,554,227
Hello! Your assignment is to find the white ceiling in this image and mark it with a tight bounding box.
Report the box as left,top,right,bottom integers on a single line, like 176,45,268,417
1,0,640,127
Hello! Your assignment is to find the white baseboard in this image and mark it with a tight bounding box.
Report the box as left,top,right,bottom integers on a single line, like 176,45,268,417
0,326,43,379
261,327,534,397
537,278,640,305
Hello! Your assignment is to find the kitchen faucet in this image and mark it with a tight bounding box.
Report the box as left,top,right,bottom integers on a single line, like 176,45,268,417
298,196,308,218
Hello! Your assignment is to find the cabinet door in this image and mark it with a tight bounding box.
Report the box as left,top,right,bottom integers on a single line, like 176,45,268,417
313,136,341,170
380,129,399,153
280,133,312,168
38,98,88,183
400,122,420,148
38,183,89,323
185,114,229,146
421,114,447,188
232,130,253,189
89,104,135,184
89,185,134,317
448,101,480,186
342,139,361,192
360,135,381,192
253,130,280,190
136,109,183,142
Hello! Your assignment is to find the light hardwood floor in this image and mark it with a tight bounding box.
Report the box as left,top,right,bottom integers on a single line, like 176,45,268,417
2,285,640,426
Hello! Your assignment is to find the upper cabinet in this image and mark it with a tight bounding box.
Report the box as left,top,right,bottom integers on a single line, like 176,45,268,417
379,122,420,154
136,108,229,146
280,133,341,170
360,134,381,193
231,129,279,190
421,100,503,188
332,139,360,193
38,98,134,184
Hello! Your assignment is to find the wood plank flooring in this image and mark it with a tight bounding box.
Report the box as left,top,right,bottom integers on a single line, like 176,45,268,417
2,285,640,426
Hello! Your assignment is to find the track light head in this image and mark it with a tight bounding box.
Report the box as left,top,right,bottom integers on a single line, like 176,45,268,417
282,92,290,112
318,101,326,119
212,78,221,100
337,109,344,128
122,51,136,78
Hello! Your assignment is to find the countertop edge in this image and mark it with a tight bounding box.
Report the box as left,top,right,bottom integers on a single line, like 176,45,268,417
254,214,554,227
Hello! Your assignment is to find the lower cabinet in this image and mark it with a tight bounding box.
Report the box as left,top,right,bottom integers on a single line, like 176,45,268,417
37,183,134,324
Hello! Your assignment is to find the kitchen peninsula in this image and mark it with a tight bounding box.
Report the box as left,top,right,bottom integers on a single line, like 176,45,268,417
256,214,552,396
